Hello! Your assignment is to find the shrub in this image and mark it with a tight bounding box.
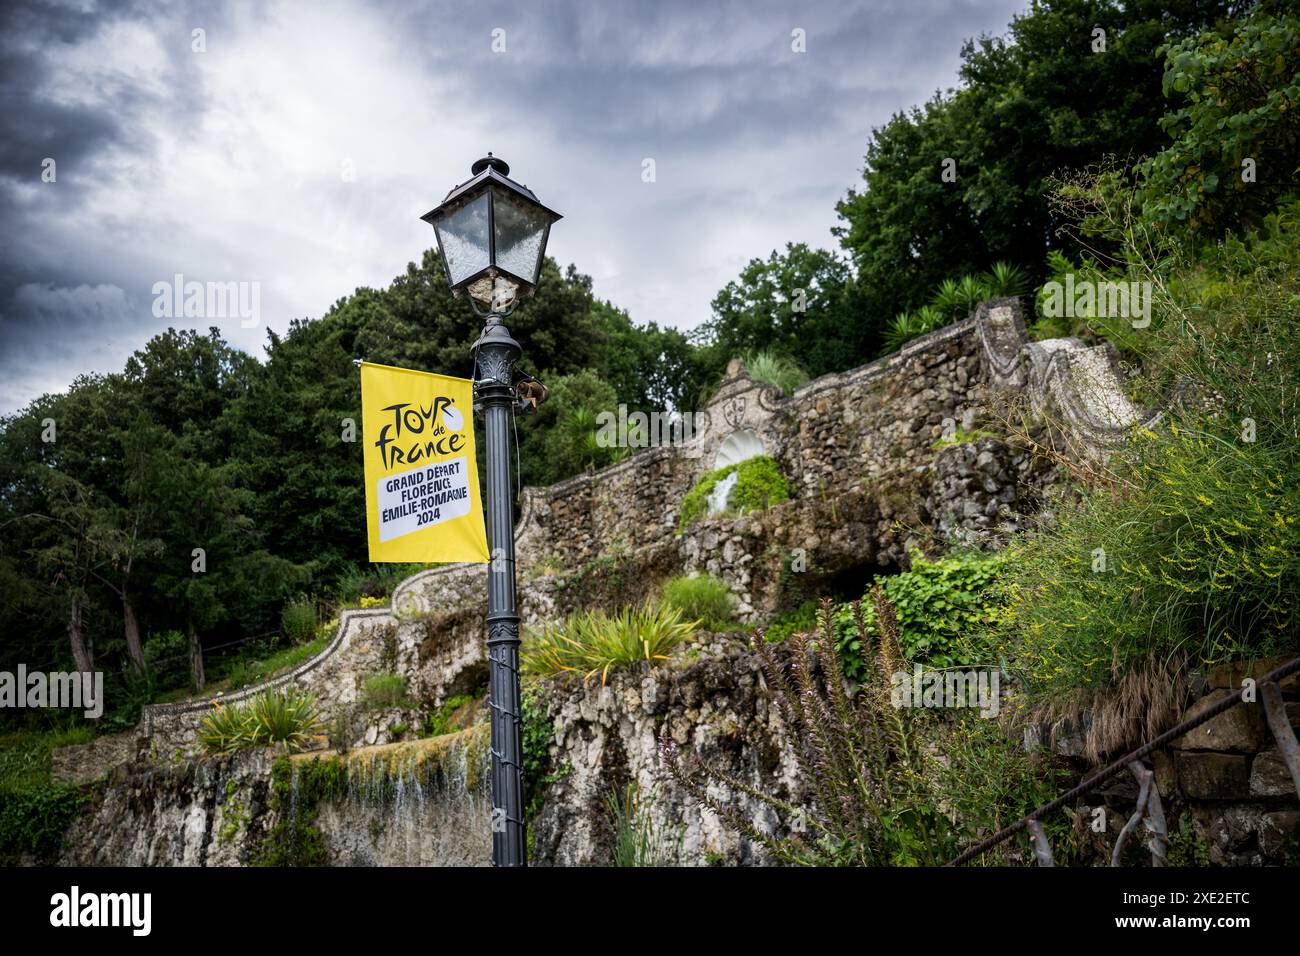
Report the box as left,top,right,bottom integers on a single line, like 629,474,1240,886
742,351,809,395
362,672,410,709
281,597,318,645
881,550,1005,669
764,551,1005,679
0,783,89,860
678,455,793,531
523,602,696,683
662,574,735,631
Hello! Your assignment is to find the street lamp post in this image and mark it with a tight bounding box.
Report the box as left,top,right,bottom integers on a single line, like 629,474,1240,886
421,154,561,867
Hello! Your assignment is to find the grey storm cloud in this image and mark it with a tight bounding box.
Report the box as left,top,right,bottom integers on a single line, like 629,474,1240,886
0,0,1025,415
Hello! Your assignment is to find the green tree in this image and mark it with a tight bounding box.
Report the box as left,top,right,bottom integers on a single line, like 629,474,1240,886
699,243,859,381
1138,10,1300,236
835,0,1238,330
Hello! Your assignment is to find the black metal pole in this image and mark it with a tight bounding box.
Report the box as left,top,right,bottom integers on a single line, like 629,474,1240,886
473,314,526,867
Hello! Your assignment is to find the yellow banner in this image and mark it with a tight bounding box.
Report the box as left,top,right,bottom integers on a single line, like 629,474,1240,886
361,362,489,563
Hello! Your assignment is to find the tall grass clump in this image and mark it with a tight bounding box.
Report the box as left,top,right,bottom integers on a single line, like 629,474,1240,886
742,351,809,395
662,574,736,631
281,597,318,645
606,781,679,866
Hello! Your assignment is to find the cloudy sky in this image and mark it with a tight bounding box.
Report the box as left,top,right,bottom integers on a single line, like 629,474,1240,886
0,0,1025,413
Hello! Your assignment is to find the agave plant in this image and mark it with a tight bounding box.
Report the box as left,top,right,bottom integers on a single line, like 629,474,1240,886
249,686,324,751
524,602,697,683
198,699,256,754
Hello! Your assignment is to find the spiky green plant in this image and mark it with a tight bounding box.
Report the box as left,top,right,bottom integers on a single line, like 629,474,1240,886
523,602,697,684
198,700,256,754
931,277,965,320
981,261,1031,299
249,687,323,750
742,351,809,395
955,274,987,313
883,312,920,352
199,687,324,754
913,305,944,332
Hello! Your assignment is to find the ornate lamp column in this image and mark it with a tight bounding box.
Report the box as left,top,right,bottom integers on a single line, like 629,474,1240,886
421,154,561,866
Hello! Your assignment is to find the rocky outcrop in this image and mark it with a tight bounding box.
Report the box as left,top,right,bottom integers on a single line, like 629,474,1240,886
61,750,278,867
61,728,491,867
531,636,803,866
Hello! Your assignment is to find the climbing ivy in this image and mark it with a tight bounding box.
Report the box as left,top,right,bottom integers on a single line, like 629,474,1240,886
0,783,91,861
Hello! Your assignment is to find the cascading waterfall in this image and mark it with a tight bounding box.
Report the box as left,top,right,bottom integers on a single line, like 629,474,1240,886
288,725,491,865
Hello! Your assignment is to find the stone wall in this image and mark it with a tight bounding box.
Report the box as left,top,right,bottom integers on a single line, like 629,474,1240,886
1164,663,1300,864
531,635,802,866
64,297,1168,788
61,729,491,867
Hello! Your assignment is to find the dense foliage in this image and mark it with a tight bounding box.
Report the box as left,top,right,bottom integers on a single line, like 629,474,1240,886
1137,12,1300,234
846,551,1006,674
986,198,1300,725
677,455,793,530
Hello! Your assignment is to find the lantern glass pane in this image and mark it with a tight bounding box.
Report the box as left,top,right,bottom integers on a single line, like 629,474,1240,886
492,190,549,284
436,192,491,287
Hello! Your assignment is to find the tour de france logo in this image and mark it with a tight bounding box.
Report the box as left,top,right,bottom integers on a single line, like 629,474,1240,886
372,395,472,542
